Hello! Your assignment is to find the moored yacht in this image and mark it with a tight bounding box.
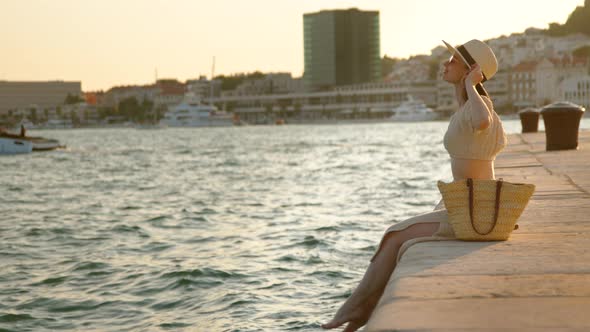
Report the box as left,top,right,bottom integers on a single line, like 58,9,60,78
390,97,439,122
161,93,233,127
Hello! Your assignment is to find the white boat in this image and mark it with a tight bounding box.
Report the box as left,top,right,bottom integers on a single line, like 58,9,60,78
1,129,64,152
0,137,33,154
161,93,233,127
390,97,438,122
29,137,64,151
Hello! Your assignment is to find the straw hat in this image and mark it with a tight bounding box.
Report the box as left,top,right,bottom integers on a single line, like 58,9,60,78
443,39,498,82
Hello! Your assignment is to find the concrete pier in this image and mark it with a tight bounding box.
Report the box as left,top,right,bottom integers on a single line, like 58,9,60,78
366,130,590,331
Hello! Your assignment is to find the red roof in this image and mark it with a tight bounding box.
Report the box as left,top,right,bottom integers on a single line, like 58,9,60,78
155,80,186,96
513,61,538,72
547,56,588,67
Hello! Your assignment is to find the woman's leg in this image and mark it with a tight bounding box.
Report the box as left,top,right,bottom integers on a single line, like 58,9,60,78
322,211,445,331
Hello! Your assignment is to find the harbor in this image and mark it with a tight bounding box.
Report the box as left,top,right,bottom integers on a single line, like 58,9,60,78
2,1,590,331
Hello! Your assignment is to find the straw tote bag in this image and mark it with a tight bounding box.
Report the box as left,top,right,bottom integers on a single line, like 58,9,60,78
437,178,535,241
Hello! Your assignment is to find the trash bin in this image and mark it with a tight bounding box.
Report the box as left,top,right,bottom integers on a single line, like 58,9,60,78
518,108,540,133
540,101,586,151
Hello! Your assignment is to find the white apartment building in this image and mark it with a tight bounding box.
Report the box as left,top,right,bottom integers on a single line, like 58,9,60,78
535,56,588,106
548,33,590,57
511,61,538,109
561,75,590,109
487,29,590,69
509,55,588,109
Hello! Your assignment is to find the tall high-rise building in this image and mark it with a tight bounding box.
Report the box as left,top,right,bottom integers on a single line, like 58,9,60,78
303,8,380,91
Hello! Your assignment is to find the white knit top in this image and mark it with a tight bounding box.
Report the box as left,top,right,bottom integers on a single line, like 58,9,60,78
443,96,507,161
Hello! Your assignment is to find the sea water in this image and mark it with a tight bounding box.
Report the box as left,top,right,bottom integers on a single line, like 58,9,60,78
1,119,587,331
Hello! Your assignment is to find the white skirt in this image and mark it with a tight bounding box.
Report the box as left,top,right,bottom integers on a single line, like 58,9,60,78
371,199,456,263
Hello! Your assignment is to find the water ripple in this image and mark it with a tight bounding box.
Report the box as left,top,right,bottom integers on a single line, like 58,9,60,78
0,120,548,331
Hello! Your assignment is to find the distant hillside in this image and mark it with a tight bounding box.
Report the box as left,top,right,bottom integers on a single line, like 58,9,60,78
546,0,590,36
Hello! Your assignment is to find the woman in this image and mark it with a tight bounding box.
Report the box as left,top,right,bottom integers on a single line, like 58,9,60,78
322,39,507,332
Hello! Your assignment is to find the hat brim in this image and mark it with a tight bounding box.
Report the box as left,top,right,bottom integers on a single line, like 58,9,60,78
443,40,470,68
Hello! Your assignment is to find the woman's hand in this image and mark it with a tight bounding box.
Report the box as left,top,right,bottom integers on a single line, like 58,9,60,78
464,64,484,87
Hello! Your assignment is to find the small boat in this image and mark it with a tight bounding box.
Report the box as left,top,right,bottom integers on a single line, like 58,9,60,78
0,131,64,153
0,136,33,154
29,137,65,151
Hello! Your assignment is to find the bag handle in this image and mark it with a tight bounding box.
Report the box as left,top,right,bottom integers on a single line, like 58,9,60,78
467,178,503,235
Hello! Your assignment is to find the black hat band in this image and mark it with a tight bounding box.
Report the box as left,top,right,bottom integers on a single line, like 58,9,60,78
458,45,488,82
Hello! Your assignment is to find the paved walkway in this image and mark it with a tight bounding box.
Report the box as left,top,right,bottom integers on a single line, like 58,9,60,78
366,130,590,331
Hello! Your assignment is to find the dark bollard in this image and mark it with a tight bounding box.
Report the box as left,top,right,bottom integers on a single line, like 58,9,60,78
518,108,540,133
540,102,586,151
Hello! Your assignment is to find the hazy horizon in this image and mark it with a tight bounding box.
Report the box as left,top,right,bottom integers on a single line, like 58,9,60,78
1,0,584,91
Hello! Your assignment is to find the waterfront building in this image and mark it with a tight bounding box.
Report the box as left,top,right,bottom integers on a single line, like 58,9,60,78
153,80,186,110
0,81,81,115
221,73,304,97
100,85,159,109
485,70,511,113
561,75,590,109
548,33,590,57
186,76,222,101
303,8,380,91
535,56,589,106
510,61,538,109
61,103,100,125
211,81,437,124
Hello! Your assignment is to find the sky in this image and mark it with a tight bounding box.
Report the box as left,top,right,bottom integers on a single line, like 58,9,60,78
0,0,585,91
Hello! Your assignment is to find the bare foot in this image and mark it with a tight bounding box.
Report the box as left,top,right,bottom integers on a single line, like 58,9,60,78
321,293,380,331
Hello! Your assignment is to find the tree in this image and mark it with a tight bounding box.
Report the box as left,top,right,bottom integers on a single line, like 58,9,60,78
264,103,273,114
118,97,141,121
573,45,590,58
64,93,84,105
215,71,266,91
140,99,154,123
381,55,398,78
70,111,80,126
546,3,590,36
294,102,303,119
155,104,167,122
226,101,236,113
29,108,38,123
98,107,116,120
